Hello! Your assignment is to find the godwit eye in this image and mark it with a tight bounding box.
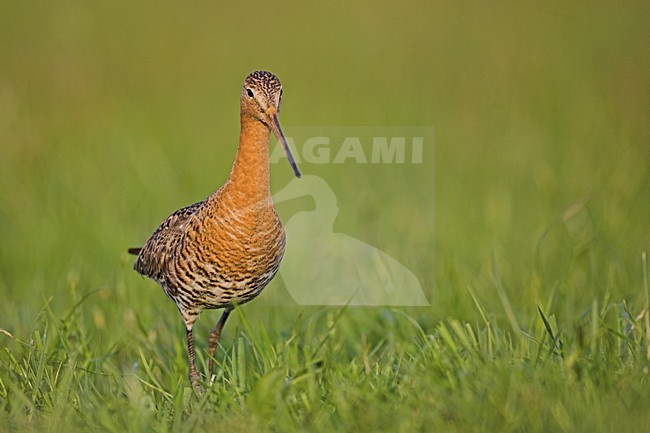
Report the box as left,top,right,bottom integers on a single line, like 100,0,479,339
246,88,254,98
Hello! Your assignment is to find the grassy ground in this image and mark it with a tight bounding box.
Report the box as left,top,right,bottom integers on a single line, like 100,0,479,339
1,1,649,432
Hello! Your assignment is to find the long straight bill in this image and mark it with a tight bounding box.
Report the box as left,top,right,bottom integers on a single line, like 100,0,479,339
269,113,301,178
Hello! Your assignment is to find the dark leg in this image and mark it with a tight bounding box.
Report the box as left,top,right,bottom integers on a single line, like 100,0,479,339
207,308,232,376
185,327,202,394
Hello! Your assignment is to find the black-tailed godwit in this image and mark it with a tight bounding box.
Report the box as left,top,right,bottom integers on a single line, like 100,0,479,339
129,70,300,392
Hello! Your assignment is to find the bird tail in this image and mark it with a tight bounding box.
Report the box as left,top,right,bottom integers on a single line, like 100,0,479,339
127,247,142,255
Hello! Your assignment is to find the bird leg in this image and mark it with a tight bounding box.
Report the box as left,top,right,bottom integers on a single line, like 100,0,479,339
185,327,203,394
207,308,232,376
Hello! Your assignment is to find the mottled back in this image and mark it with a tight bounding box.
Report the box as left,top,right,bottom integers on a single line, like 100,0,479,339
133,201,203,282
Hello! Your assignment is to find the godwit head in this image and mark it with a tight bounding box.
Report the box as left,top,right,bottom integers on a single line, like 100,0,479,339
240,70,301,178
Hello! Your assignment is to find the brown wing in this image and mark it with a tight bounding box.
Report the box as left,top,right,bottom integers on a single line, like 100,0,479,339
132,201,204,281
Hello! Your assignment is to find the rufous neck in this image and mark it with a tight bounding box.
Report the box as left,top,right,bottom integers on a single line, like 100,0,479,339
223,115,272,204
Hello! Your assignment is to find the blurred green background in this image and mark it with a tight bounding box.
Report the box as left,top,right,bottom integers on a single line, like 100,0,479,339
0,0,647,374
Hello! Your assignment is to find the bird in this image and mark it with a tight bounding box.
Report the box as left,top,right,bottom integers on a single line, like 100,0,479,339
128,70,301,393
272,175,428,306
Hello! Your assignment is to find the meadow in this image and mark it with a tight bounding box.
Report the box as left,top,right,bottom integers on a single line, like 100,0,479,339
1,1,649,432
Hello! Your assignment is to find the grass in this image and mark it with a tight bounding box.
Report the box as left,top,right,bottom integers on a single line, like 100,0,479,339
1,0,649,431
1,288,649,432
